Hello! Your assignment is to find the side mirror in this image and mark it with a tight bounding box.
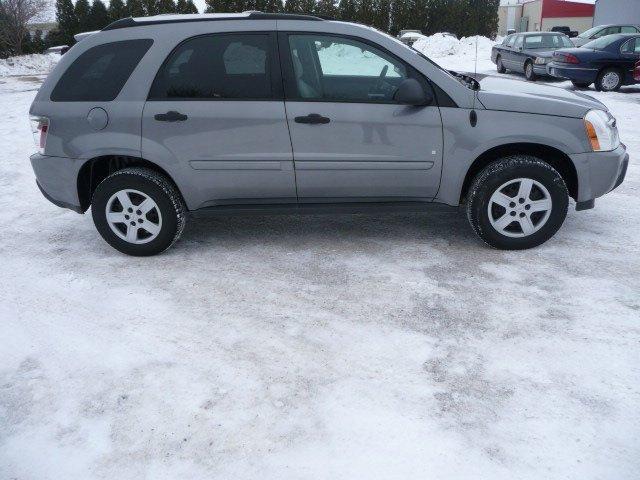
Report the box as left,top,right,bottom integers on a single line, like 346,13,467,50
394,78,432,106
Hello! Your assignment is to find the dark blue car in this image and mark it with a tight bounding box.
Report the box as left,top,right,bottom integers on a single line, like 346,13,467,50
547,33,640,91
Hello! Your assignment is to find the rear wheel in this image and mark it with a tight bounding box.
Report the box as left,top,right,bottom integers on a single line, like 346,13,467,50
571,80,591,89
595,68,622,91
524,60,537,81
496,55,506,73
91,167,186,256
466,156,569,250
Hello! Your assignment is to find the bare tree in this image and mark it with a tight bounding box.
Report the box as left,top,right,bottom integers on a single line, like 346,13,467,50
0,0,49,55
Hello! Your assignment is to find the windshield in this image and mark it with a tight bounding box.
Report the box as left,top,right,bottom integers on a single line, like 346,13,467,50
578,26,601,39
582,36,616,50
524,34,573,49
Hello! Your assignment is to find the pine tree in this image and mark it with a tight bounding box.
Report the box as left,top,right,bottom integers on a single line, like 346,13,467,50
314,0,336,17
284,0,301,13
127,0,147,16
157,0,177,13
88,0,110,30
74,0,91,32
205,0,235,12
338,0,356,22
109,0,128,21
176,0,199,12
370,0,389,31
55,0,78,43
141,0,158,15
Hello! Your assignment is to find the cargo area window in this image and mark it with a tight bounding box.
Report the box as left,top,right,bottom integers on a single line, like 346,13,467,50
50,39,152,102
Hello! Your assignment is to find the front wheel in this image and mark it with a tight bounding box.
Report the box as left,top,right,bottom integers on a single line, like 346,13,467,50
524,61,537,81
496,55,506,73
466,156,569,250
91,167,186,256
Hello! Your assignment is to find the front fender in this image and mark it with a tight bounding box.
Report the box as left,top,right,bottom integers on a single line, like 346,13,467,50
435,108,588,205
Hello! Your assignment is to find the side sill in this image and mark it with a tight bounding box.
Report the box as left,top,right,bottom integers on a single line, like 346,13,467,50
189,201,458,218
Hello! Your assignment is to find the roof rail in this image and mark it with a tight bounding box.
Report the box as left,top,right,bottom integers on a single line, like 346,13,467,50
102,12,323,31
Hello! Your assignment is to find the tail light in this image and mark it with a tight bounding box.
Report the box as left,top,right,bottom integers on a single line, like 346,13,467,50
29,115,49,154
634,61,640,82
555,52,580,64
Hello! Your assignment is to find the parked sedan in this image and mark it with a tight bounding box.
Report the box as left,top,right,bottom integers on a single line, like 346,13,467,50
491,32,574,81
571,24,639,47
547,34,640,91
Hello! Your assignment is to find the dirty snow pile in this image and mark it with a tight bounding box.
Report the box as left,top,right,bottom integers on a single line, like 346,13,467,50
0,53,60,77
413,33,498,59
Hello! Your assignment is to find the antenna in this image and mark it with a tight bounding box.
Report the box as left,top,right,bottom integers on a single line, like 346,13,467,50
470,0,479,127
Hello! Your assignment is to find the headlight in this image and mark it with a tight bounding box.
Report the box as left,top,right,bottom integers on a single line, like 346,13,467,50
584,109,619,152
534,57,547,65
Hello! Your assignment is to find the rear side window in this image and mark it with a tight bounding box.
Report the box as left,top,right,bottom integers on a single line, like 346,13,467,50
51,39,153,102
148,34,275,100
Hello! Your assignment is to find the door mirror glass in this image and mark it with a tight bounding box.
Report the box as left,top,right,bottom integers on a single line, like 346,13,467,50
394,78,430,106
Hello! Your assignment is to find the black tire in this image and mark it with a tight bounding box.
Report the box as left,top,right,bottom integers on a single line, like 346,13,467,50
571,80,591,89
524,60,537,81
91,167,186,256
496,55,506,74
595,68,622,92
466,156,569,250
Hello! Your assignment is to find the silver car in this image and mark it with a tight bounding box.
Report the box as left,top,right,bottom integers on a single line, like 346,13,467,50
29,13,629,256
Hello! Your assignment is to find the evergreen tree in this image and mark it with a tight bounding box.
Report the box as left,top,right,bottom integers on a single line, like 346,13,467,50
32,30,47,53
314,0,336,17
205,0,235,12
88,0,110,30
176,0,199,13
338,0,356,22
284,0,301,13
357,0,375,26
141,0,157,15
55,0,78,43
108,0,128,21
126,0,147,16
157,0,177,13
74,0,91,32
370,0,389,31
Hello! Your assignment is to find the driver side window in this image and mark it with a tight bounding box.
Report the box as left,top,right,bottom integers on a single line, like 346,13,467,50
286,34,413,104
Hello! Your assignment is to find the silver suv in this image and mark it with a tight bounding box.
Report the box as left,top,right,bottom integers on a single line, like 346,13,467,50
29,13,629,256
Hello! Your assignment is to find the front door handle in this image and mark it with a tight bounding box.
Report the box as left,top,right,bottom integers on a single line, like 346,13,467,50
294,113,330,124
154,111,188,122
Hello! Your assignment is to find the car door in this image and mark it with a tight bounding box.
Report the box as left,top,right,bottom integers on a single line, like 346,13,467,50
511,35,527,72
279,32,443,202
620,37,640,83
500,34,517,69
141,32,296,210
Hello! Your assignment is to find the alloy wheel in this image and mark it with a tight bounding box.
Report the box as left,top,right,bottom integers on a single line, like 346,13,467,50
105,189,163,244
487,178,552,238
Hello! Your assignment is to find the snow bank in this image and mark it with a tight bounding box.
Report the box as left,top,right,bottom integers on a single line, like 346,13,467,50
413,33,499,59
0,53,60,77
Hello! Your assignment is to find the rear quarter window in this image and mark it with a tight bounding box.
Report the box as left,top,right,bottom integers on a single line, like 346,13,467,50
51,39,153,102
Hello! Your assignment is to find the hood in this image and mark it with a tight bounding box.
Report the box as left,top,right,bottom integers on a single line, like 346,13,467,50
477,76,606,118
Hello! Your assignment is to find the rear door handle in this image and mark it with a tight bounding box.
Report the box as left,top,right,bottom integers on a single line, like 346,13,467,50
294,113,330,124
154,111,188,122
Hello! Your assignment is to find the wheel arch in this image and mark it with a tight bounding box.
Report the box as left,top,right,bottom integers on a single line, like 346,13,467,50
459,143,579,204
77,155,185,212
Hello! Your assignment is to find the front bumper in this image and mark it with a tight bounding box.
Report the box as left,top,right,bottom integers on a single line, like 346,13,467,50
533,64,551,76
570,143,629,208
30,153,84,213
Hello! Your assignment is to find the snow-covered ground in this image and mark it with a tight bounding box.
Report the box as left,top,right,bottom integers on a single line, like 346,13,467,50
0,53,60,77
1,42,639,480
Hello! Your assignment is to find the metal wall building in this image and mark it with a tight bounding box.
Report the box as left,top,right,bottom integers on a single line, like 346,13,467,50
594,0,640,26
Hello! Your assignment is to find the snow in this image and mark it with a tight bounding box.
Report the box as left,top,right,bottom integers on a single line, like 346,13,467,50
1,41,640,479
0,53,60,77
